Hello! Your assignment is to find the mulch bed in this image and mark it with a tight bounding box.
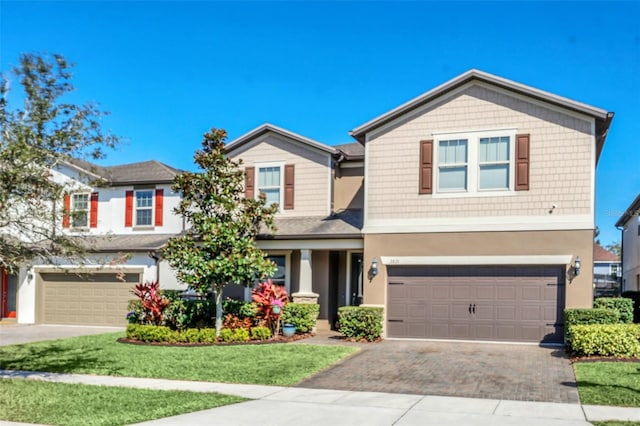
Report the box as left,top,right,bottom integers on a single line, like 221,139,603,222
117,332,313,347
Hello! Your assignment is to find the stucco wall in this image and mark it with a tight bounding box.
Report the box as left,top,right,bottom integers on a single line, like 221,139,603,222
334,166,364,211
363,229,594,309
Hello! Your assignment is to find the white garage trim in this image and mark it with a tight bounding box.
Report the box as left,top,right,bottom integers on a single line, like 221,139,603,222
380,255,573,266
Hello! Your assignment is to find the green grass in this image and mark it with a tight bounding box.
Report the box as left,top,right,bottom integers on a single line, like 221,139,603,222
0,378,245,426
592,423,640,426
574,362,640,407
0,332,358,385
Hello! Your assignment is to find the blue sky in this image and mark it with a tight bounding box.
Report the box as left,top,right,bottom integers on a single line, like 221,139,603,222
1,1,638,246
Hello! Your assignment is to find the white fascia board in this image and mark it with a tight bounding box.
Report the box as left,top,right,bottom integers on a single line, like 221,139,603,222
257,238,364,250
380,255,574,266
363,215,593,234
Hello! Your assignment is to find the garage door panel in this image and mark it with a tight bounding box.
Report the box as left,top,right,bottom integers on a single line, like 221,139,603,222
407,303,426,320
39,272,139,326
387,265,564,343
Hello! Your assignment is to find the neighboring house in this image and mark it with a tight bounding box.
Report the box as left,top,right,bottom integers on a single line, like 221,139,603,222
0,159,186,326
223,124,364,328
349,69,612,343
593,242,621,297
616,194,640,292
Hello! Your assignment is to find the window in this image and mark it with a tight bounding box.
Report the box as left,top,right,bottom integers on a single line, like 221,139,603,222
479,136,510,190
438,139,468,191
135,190,154,226
257,164,283,206
268,255,286,286
71,193,89,228
434,129,516,196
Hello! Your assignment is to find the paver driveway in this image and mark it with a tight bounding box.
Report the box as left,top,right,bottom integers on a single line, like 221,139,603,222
297,339,579,403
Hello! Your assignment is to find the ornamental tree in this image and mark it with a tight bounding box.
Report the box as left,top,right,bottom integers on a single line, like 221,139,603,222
0,53,118,272
162,128,278,336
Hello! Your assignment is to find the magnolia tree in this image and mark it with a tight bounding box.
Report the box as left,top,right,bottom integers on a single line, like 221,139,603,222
0,53,118,272
163,129,278,336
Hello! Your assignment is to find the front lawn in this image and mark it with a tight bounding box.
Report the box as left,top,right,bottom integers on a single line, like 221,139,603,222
574,362,640,407
0,378,245,426
0,332,358,385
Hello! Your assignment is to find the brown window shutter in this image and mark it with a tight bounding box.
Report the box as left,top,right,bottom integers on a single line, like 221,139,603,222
419,140,433,194
154,189,164,226
125,190,134,227
245,167,255,199
62,194,71,228
89,192,99,228
284,164,295,210
515,134,530,191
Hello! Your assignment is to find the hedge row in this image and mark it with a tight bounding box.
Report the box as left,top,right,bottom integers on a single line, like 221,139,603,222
338,306,383,342
567,324,640,357
126,324,272,344
593,297,634,323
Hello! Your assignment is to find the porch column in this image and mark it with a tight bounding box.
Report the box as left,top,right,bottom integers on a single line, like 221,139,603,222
292,249,319,304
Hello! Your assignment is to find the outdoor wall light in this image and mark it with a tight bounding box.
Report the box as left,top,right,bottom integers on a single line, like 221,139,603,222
371,258,378,277
573,256,581,276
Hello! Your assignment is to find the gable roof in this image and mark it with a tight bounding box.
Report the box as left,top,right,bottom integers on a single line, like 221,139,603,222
349,69,614,161
62,158,181,185
224,123,336,155
615,193,640,228
594,242,619,262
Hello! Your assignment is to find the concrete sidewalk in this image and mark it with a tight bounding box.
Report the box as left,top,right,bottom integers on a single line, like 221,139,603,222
2,370,640,425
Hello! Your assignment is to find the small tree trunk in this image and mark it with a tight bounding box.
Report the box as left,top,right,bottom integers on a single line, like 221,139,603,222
214,287,223,338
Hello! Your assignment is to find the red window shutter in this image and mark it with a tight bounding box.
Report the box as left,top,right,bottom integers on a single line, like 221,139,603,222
284,164,295,210
245,167,255,199
62,194,71,228
155,189,164,226
90,192,99,228
515,134,530,191
419,140,433,194
125,190,134,227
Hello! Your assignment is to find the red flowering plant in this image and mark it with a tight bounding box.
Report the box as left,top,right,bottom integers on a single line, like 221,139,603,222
251,280,289,330
130,281,170,325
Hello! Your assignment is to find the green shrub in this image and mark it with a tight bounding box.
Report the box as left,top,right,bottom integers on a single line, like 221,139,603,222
622,291,640,323
126,324,177,343
564,308,620,327
232,328,250,342
568,324,640,357
281,303,320,333
338,306,383,342
163,298,216,330
223,299,257,318
126,299,143,324
126,324,218,344
160,290,183,301
219,328,234,343
250,326,272,341
594,297,634,323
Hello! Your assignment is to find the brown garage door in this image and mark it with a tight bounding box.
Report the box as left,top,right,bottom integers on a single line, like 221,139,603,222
387,266,565,343
38,271,140,326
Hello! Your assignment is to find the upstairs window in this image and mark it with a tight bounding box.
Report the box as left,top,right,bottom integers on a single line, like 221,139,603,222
438,139,468,192
258,166,281,206
135,190,154,226
71,193,90,228
432,129,518,196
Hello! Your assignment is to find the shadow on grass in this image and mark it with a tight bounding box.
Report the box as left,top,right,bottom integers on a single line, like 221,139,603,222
0,342,121,375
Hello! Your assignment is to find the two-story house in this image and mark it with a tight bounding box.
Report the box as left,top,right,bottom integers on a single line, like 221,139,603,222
616,194,640,292
225,70,613,343
1,159,186,326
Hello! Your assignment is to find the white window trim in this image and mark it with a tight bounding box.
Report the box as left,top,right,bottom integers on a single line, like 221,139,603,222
432,128,517,198
255,161,285,211
134,189,155,227
71,192,91,229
